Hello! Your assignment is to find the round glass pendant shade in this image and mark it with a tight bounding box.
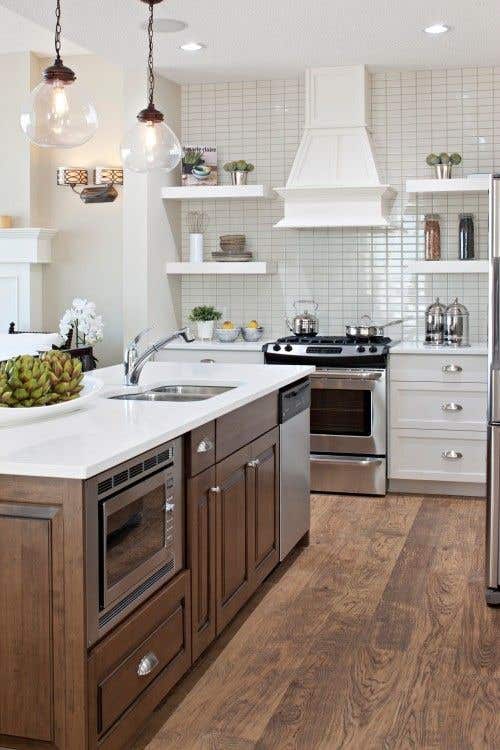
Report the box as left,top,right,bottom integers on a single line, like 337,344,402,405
121,120,182,173
20,79,98,148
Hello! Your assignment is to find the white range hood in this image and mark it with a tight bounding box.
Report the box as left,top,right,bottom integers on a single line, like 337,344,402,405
274,66,395,229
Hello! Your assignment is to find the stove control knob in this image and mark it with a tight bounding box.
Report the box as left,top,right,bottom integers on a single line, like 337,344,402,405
273,344,281,352
285,344,293,352
369,345,378,353
357,345,366,353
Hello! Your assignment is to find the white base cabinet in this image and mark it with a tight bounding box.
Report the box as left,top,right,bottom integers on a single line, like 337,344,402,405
389,352,487,487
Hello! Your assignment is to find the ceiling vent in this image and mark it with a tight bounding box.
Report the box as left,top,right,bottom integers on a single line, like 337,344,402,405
274,66,396,228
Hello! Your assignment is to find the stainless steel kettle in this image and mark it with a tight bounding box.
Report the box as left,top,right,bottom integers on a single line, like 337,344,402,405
286,300,319,336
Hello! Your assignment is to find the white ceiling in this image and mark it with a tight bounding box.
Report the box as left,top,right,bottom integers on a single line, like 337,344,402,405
0,4,87,57
1,0,500,83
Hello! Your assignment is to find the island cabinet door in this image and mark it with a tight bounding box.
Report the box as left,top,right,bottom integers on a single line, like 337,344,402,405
215,444,254,633
187,466,217,661
248,427,280,588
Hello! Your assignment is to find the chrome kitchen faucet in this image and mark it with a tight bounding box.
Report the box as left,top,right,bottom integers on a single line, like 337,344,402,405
124,327,194,386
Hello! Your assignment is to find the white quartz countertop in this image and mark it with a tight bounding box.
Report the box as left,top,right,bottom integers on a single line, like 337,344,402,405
0,361,314,480
390,342,487,355
162,339,271,351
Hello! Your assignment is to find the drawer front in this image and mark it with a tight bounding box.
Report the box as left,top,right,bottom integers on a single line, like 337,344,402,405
389,429,486,483
390,354,487,384
186,421,216,476
390,381,487,432
216,392,278,462
88,571,191,747
156,349,264,364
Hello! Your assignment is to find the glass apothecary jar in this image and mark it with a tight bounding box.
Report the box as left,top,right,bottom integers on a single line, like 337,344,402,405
424,214,441,260
459,213,474,260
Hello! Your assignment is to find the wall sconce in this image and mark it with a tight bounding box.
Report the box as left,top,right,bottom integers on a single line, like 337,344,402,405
56,166,123,203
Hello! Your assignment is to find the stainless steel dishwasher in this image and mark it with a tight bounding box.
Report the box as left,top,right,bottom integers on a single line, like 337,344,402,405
279,379,311,560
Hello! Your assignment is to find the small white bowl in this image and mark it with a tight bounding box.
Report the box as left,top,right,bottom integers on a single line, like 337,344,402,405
215,327,240,343
241,326,264,342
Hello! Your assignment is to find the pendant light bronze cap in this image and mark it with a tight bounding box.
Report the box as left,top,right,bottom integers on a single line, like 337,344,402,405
43,58,76,83
137,103,164,123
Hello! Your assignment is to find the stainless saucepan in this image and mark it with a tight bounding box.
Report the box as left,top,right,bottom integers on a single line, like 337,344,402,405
345,315,403,339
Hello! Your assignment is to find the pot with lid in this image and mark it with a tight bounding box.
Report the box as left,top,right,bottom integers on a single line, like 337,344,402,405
424,297,446,345
286,300,319,336
444,298,469,347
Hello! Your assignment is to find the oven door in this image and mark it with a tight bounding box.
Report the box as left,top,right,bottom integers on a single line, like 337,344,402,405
310,368,386,455
100,469,178,610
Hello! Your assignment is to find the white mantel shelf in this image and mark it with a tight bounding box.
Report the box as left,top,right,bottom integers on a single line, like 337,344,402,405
406,177,489,194
165,261,276,275
161,185,272,200
405,260,488,274
0,228,57,263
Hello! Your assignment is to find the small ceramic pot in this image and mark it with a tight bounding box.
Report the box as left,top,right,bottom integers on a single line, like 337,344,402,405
197,320,214,341
231,171,248,185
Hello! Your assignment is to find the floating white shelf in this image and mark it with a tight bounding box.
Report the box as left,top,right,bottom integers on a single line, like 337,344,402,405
165,261,276,275
405,260,488,274
406,177,489,194
161,185,272,200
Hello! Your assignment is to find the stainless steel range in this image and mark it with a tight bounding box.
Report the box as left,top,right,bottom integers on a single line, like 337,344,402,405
263,335,391,496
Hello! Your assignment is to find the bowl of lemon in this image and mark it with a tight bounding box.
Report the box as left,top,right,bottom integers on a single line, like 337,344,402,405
241,320,264,342
215,320,241,343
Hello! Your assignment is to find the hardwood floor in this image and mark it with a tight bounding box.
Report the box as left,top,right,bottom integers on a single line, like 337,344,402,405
132,493,500,750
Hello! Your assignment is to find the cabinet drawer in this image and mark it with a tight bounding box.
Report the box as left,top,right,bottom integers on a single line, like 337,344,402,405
389,429,486,483
390,353,487,384
216,392,278,462
186,421,216,476
390,381,487,432
88,570,191,749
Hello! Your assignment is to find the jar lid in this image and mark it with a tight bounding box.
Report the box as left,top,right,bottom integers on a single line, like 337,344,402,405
425,213,440,220
459,212,474,219
445,297,469,315
426,297,446,314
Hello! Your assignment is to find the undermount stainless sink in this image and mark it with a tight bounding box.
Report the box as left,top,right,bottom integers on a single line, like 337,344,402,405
110,384,236,403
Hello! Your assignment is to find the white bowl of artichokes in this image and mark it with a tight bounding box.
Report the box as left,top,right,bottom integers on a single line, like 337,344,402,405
0,351,103,426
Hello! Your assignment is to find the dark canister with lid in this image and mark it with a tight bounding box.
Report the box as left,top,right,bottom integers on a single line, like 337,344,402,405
459,213,474,260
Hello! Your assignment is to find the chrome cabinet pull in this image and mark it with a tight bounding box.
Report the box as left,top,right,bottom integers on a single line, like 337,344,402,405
196,438,214,453
442,364,463,373
247,459,260,468
200,358,215,363
210,486,221,494
442,450,463,460
441,402,463,412
137,651,159,677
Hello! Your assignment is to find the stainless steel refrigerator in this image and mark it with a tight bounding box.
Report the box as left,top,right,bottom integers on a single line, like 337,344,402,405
487,174,500,605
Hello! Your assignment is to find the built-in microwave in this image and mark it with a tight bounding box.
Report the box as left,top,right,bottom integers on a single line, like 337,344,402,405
85,438,183,646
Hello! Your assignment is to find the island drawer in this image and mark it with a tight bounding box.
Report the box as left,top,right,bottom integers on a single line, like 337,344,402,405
186,420,216,476
88,570,191,749
216,392,278,461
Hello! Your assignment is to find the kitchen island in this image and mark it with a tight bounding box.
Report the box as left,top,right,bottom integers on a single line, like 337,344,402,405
0,361,313,750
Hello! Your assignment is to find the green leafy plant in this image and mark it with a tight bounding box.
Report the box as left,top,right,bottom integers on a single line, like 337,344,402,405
188,305,222,322
426,152,462,167
223,160,255,173
182,148,205,173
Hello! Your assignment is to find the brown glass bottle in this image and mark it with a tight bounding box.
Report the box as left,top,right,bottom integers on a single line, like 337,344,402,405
424,214,441,260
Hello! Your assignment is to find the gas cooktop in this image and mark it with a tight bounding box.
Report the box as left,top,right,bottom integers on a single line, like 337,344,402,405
263,333,394,368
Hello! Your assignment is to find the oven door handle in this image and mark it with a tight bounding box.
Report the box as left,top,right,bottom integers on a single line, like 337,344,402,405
311,369,383,381
311,455,384,467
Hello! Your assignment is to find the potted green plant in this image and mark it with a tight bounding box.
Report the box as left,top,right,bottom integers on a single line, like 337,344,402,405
426,152,462,179
188,305,222,341
223,160,255,185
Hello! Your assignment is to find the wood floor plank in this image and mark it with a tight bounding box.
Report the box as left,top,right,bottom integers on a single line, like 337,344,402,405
132,494,500,750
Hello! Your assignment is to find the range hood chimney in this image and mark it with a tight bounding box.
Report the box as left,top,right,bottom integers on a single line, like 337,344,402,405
274,66,395,228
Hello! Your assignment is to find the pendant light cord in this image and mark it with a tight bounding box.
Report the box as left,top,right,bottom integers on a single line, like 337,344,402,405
147,1,155,106
55,0,62,62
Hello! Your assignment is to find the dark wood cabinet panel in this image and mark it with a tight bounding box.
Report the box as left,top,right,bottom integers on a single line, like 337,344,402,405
187,467,217,660
186,421,216,477
250,428,280,587
216,392,278,462
215,445,254,632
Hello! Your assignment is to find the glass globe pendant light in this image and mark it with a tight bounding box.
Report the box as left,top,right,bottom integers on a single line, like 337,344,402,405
20,0,97,148
121,0,182,173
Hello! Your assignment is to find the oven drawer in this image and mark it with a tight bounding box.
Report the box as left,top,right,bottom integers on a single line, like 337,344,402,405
390,353,487,383
311,454,386,496
389,429,486,483
390,381,487,432
88,570,191,749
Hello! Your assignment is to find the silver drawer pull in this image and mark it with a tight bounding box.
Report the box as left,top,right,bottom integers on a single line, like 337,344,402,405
442,450,463,460
137,651,159,677
247,458,260,468
196,438,213,453
210,486,221,494
442,364,463,373
164,501,175,512
441,402,463,412
200,358,215,363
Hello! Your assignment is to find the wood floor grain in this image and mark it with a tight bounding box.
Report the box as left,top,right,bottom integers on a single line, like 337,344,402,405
132,494,500,750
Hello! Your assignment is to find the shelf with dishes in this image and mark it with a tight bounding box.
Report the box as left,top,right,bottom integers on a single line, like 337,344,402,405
161,185,273,200
405,260,488,274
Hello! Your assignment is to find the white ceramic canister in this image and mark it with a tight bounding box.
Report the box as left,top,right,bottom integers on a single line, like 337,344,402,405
189,233,204,263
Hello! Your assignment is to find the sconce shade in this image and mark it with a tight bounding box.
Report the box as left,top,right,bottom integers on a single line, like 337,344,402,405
57,166,88,186
94,167,123,185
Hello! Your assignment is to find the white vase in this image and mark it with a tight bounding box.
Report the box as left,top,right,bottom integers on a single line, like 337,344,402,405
197,320,214,341
189,233,204,262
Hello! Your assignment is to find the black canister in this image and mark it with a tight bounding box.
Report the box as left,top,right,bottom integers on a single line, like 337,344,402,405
459,213,474,260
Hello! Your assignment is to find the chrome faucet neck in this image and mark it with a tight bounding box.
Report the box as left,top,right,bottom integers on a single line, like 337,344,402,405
124,327,194,386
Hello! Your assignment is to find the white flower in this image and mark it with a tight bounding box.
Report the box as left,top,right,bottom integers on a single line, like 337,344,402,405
58,299,104,345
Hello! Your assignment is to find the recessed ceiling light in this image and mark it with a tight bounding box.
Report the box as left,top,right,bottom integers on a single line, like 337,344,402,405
424,23,451,35
141,18,187,33
180,42,205,52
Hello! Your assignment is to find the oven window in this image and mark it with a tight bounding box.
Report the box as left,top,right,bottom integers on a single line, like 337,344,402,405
105,485,167,589
311,388,372,436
